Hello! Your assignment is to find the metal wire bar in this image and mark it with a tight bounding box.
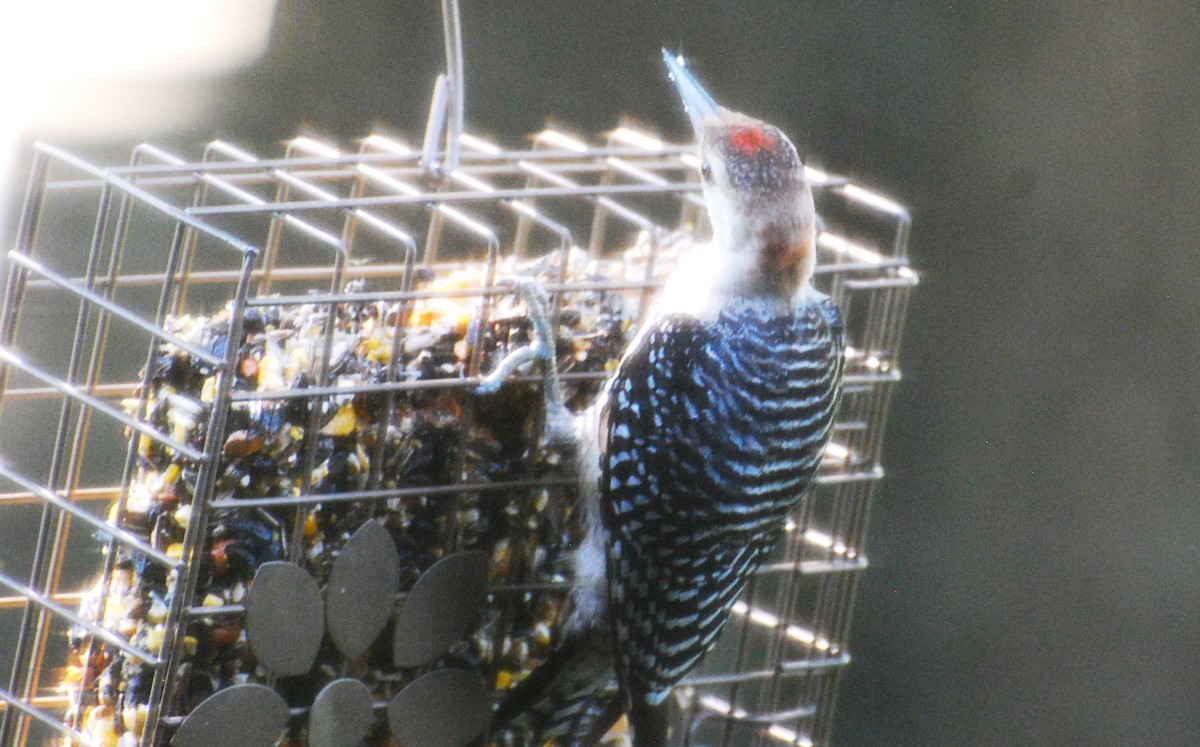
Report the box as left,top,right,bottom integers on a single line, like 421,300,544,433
0,156,50,744
33,143,258,258
140,247,259,747
34,145,850,194
5,254,225,367
65,145,174,739
1,152,112,744
0,570,158,666
0,689,102,747
0,347,205,462
183,182,703,216
0,463,175,568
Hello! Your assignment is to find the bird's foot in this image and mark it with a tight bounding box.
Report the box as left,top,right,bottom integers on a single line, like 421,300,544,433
476,277,572,446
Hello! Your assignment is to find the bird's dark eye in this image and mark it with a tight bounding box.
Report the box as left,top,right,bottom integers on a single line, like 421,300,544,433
700,161,713,183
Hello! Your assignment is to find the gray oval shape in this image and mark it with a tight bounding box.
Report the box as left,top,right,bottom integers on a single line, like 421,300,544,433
392,551,489,667
386,669,490,747
326,520,400,658
245,561,324,676
171,683,289,747
309,678,375,747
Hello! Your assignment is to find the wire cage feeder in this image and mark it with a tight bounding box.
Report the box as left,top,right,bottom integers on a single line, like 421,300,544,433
0,6,914,746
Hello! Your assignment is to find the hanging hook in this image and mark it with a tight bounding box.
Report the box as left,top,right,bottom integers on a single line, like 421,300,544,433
422,0,464,179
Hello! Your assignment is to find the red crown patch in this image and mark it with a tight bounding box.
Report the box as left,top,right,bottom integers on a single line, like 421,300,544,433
726,125,777,156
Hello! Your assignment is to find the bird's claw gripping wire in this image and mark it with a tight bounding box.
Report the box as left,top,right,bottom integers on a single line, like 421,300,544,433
476,277,574,446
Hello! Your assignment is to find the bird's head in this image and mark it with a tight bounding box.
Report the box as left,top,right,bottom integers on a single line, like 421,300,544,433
664,50,816,301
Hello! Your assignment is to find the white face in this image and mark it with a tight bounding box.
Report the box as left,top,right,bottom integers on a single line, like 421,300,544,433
698,153,741,252
697,119,817,292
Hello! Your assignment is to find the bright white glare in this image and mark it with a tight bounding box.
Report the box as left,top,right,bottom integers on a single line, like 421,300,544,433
818,233,884,265
362,135,414,157
536,129,588,153
823,442,850,460
751,608,779,627
458,132,502,155
1,0,276,133
767,724,815,746
0,0,276,240
842,183,907,217
783,521,857,558
732,601,779,629
2,1,275,80
698,695,748,719
288,136,340,159
729,600,836,653
451,171,495,193
699,695,815,746
360,162,422,197
604,157,664,184
355,137,495,243
786,624,834,652
609,127,664,152
803,165,829,183
803,528,856,559
210,140,258,163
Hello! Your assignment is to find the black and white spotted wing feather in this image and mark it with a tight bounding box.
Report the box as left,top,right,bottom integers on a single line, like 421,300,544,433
602,296,844,709
491,296,843,745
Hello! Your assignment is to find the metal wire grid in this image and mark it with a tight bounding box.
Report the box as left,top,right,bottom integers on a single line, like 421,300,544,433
0,124,913,746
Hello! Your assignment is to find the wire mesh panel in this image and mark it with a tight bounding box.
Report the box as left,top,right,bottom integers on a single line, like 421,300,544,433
0,124,913,746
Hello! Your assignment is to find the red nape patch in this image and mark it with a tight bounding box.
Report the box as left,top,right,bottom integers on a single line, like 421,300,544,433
726,126,776,155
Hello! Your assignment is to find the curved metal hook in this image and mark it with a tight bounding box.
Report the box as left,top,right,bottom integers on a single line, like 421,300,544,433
422,0,464,178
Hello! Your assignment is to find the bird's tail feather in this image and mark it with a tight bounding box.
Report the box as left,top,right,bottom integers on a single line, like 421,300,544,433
491,625,618,745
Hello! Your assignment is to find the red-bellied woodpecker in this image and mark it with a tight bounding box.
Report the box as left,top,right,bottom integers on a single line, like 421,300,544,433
493,50,845,747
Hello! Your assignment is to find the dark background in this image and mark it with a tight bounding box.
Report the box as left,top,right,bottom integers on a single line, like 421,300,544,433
6,1,1200,744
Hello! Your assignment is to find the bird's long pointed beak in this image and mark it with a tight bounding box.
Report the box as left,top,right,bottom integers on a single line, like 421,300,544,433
662,49,720,139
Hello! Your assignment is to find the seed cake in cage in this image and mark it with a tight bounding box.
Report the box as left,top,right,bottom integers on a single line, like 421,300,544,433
56,218,704,745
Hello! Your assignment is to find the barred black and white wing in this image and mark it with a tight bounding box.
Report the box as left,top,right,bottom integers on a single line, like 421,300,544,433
601,298,843,714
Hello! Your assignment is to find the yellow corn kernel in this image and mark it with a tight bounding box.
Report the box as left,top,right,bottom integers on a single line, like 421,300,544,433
122,705,147,735
86,709,119,747
321,404,357,436
142,627,164,653
258,348,285,391
137,434,152,459
147,598,168,624
61,665,83,686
